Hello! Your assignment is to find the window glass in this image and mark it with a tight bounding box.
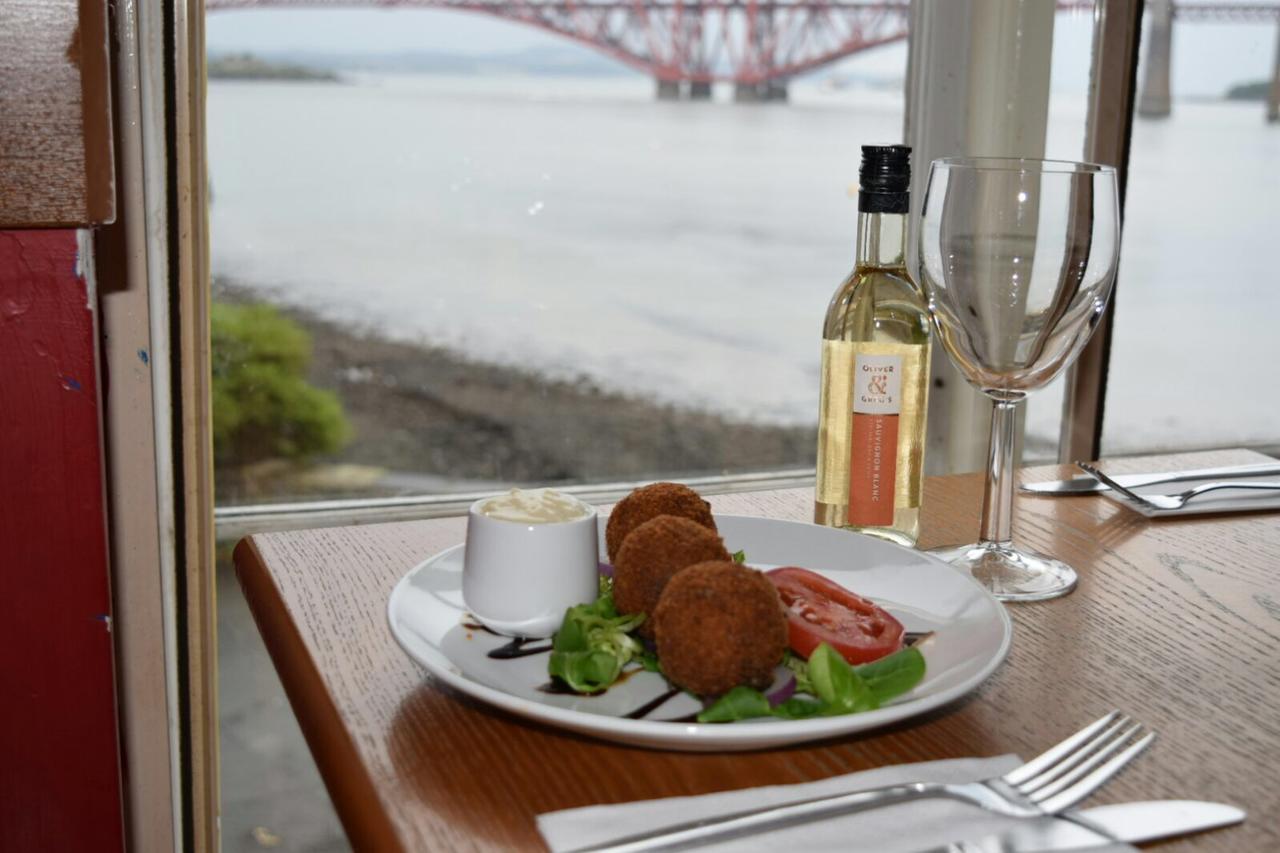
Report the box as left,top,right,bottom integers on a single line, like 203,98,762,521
1101,8,1280,455
207,10,921,508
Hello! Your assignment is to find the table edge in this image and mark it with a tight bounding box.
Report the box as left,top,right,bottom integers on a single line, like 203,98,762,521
233,536,407,853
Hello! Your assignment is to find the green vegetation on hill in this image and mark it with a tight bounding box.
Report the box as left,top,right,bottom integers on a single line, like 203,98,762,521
208,53,338,82
1226,80,1272,102
211,302,351,468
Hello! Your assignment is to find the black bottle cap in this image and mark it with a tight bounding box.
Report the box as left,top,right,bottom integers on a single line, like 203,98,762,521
859,145,911,213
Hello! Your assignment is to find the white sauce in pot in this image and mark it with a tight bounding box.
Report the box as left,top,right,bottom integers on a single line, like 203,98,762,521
478,488,590,524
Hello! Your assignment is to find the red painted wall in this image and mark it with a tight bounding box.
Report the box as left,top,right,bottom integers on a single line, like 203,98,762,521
0,230,124,852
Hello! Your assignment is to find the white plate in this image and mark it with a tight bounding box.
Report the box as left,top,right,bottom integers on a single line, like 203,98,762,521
387,514,1012,751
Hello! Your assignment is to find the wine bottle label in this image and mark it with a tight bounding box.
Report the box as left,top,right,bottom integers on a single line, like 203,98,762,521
815,340,927,522
848,353,902,526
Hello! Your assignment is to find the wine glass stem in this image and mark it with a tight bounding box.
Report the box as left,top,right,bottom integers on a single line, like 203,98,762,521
979,399,1019,546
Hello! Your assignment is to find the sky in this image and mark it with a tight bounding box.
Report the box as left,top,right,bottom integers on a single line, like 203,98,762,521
206,5,1279,98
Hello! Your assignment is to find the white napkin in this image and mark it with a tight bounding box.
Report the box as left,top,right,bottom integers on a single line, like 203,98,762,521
537,755,1135,853
1098,472,1280,517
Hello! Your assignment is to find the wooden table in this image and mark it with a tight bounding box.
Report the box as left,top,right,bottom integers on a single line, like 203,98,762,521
234,449,1280,852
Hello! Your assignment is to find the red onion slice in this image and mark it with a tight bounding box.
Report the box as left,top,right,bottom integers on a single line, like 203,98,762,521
765,668,796,707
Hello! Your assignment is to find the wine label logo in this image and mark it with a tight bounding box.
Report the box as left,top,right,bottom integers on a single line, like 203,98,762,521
852,354,903,415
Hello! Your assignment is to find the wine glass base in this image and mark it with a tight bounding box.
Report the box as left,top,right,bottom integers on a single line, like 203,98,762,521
928,541,1077,602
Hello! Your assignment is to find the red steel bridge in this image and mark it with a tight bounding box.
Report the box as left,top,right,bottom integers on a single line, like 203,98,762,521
207,0,1280,104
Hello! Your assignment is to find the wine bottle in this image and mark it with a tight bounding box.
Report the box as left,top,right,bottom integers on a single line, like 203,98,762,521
814,145,931,546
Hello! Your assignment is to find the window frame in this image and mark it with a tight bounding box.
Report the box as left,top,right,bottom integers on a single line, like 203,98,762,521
1059,0,1144,464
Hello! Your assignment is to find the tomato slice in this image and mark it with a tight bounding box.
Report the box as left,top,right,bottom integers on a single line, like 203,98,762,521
765,567,904,665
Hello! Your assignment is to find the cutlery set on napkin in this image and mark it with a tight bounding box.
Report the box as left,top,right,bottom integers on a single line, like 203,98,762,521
1022,461,1280,517
539,712,1245,852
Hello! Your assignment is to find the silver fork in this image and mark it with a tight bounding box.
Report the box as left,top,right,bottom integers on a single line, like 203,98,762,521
566,712,1153,853
1076,462,1280,511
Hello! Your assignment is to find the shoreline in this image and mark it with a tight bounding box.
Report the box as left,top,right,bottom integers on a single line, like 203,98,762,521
213,279,815,501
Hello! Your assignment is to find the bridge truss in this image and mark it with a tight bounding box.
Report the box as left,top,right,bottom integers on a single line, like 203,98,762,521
206,0,913,86
207,0,1280,102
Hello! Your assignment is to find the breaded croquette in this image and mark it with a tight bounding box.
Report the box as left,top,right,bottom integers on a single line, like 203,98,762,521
652,561,787,697
604,482,716,562
613,515,730,636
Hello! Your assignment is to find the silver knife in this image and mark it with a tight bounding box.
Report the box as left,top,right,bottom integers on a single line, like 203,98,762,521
1020,463,1280,495
934,800,1245,852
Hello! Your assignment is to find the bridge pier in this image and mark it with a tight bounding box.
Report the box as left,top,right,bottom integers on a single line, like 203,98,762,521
1138,0,1173,118
733,80,788,103
687,80,713,100
655,79,680,101
1269,20,1280,122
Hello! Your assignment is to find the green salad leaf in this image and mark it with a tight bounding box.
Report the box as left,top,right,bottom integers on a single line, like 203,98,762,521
547,580,646,693
784,651,816,695
807,643,875,714
696,686,772,723
731,549,747,564
857,645,927,706
696,643,926,723
769,696,826,719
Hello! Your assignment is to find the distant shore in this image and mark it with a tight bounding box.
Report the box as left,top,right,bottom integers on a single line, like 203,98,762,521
213,280,815,501
208,54,339,82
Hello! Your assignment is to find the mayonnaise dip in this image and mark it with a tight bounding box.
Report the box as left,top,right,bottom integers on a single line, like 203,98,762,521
478,488,590,524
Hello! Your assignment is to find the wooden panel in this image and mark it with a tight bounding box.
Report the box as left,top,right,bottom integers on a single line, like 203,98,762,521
235,448,1278,852
0,0,114,226
0,229,124,851
95,10,180,843
173,0,221,845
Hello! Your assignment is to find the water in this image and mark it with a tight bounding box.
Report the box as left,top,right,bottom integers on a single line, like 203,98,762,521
1103,101,1280,454
208,73,1280,457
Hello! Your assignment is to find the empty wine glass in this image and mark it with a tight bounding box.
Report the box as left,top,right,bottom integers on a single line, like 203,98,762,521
918,157,1120,601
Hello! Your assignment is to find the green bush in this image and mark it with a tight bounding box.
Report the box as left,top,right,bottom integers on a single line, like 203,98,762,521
211,302,351,467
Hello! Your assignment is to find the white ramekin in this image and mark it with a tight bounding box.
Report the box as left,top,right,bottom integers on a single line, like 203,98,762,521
461,496,599,638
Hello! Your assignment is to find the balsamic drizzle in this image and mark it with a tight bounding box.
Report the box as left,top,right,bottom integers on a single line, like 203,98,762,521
488,637,554,659
905,630,935,647
622,687,681,720
462,621,554,660
536,680,578,695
